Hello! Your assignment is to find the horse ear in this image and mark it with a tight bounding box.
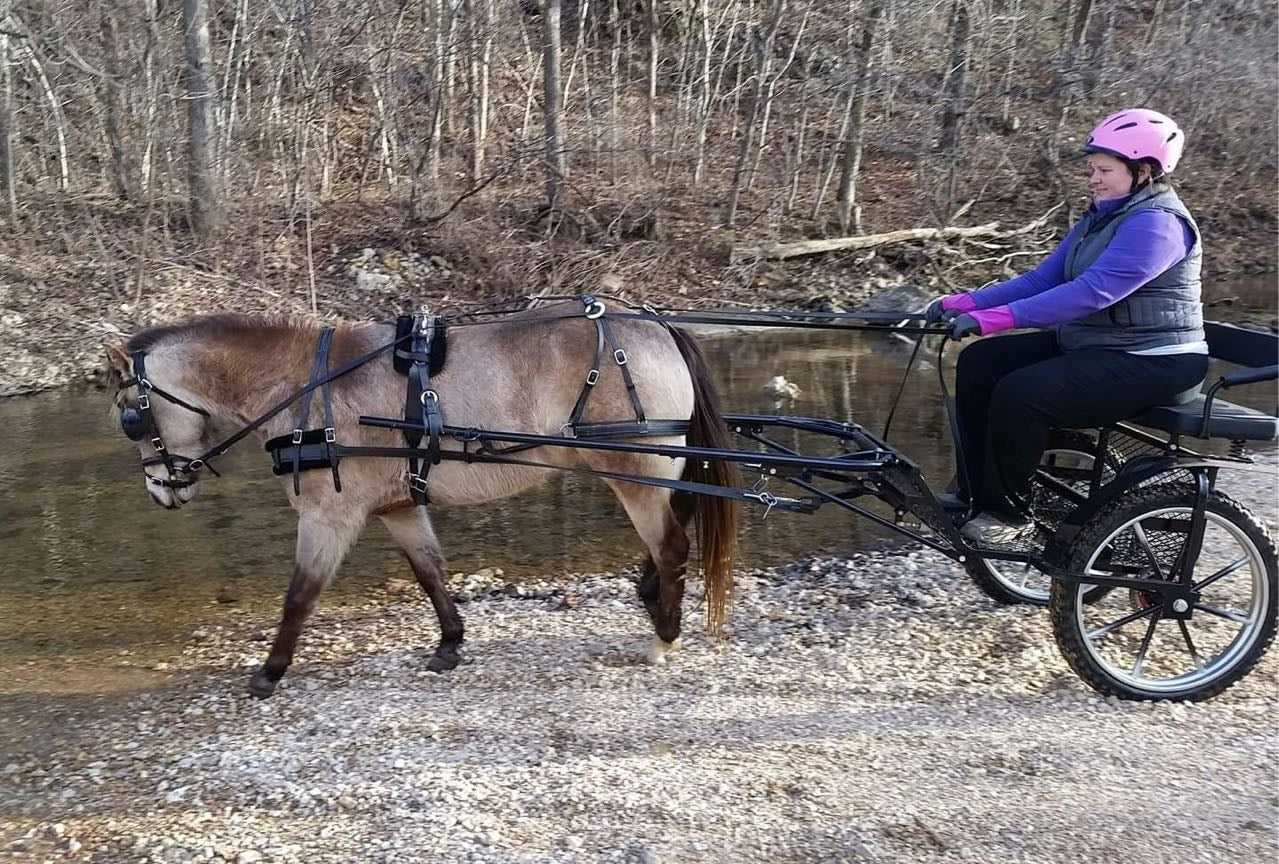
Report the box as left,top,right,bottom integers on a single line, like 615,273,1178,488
102,342,131,385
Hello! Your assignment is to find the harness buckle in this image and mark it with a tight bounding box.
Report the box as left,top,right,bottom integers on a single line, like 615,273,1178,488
292,429,304,445
324,427,336,443
151,436,166,453
186,459,204,472
137,393,150,410
585,369,599,386
613,349,628,366
560,422,577,439
406,472,429,494
585,301,606,320
421,389,439,405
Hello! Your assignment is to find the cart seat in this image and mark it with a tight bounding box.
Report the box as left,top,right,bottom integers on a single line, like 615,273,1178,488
1131,321,1279,442
1133,396,1278,441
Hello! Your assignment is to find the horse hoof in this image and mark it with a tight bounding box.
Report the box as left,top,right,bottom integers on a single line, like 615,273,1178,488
247,670,278,699
426,652,460,673
646,636,682,665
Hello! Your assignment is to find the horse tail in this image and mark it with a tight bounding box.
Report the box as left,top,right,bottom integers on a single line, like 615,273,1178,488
668,325,740,638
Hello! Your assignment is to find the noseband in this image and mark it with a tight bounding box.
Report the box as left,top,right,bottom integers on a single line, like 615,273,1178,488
119,351,215,493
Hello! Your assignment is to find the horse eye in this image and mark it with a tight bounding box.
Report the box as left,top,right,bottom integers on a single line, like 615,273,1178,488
120,406,150,441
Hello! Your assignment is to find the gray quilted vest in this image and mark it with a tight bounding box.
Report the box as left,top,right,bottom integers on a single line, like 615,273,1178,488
1056,185,1204,352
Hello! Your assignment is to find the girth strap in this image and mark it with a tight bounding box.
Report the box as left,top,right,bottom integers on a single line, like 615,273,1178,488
290,327,341,495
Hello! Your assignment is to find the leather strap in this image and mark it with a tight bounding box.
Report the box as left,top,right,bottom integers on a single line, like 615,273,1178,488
403,314,443,504
562,295,648,438
291,327,335,494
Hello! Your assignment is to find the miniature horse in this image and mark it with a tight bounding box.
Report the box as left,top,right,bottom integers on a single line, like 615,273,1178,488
103,303,739,697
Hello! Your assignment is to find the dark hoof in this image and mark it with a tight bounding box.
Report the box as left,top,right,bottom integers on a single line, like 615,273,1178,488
426,650,460,673
247,669,279,699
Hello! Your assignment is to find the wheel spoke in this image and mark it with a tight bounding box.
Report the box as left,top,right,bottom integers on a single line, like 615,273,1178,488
1018,564,1034,590
1195,602,1249,625
1193,556,1249,593
1130,609,1162,677
1132,523,1166,580
1085,602,1161,640
1176,619,1205,670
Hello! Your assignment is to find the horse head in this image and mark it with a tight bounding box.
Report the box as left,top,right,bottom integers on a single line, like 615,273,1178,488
104,340,212,509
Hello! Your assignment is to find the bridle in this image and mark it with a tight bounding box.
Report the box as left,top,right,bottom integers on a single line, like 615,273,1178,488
119,350,216,495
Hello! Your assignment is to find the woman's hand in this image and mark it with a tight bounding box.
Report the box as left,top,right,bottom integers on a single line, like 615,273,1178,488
949,313,981,339
923,297,958,324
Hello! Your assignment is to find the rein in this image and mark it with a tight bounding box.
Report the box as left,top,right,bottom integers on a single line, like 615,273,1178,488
118,297,942,499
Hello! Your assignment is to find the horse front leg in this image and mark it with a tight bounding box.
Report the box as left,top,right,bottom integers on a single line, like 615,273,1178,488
379,505,464,672
249,511,364,698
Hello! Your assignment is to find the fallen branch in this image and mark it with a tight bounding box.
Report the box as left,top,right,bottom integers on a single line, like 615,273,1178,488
730,204,1065,263
731,222,1000,263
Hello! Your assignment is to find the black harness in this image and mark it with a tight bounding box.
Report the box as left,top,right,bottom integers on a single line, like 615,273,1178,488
396,311,447,503
263,327,344,495
116,297,709,506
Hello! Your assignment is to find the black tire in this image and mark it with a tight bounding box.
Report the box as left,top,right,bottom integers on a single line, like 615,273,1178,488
966,431,1111,606
1049,485,1277,701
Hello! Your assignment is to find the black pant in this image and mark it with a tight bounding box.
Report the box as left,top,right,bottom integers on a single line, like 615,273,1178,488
954,331,1209,518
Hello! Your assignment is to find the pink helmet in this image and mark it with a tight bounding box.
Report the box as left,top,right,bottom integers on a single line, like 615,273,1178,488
1081,108,1186,175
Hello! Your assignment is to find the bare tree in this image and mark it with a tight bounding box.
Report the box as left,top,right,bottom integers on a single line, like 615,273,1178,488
645,0,659,168
1045,0,1094,208
836,0,884,234
182,0,222,245
937,0,972,220
724,0,786,227
98,6,134,201
0,0,15,222
542,0,567,213
464,0,493,181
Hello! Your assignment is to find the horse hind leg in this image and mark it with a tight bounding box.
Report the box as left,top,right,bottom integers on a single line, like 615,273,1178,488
250,511,364,698
379,505,464,672
610,479,692,665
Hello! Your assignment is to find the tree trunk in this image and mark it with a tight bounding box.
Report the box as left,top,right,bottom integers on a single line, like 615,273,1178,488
836,0,883,234
464,0,492,181
100,8,135,201
724,0,785,227
542,0,567,212
645,0,658,168
937,0,971,219
182,0,222,245
0,0,16,223
1045,0,1094,208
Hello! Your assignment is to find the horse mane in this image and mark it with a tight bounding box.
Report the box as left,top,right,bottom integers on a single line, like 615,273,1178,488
125,313,319,354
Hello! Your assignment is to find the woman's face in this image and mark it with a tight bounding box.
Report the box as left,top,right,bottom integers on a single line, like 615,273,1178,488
1087,152,1150,201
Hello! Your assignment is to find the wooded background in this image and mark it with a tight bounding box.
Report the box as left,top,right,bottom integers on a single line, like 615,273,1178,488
0,0,1274,302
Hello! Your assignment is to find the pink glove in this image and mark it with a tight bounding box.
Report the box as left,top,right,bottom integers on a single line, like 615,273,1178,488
941,293,978,313
969,306,1016,335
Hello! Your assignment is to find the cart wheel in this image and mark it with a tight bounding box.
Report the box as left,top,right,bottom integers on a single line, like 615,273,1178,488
1049,484,1277,701
966,432,1108,606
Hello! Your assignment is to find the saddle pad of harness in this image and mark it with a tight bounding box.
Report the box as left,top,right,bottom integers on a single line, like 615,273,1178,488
393,314,448,376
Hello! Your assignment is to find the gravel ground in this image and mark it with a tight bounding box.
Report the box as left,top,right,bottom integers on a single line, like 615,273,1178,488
2,535,1277,864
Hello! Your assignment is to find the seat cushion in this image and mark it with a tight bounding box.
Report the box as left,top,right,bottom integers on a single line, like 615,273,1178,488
1133,394,1279,441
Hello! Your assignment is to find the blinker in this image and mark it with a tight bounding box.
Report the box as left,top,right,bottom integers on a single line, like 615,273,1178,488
120,405,150,441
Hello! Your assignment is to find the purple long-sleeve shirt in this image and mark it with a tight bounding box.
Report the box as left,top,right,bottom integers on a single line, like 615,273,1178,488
968,197,1194,329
